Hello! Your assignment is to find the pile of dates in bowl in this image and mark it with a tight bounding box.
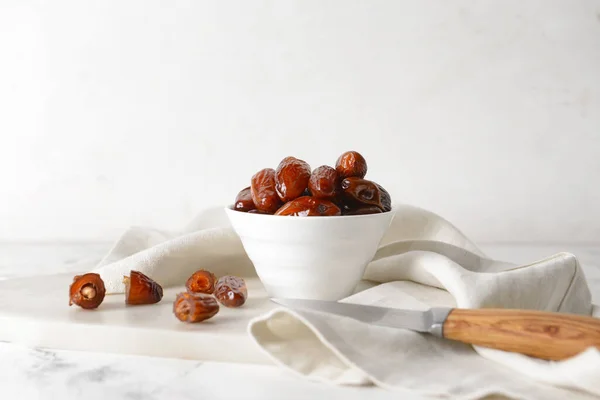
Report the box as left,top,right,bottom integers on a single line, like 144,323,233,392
234,151,391,216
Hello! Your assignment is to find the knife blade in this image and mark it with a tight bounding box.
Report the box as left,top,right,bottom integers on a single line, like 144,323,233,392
271,298,600,361
271,298,451,336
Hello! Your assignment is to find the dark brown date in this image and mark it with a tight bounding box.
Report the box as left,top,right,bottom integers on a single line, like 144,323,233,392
376,183,392,212
343,205,383,215
251,168,282,213
335,151,367,179
69,273,106,309
247,209,269,214
234,187,255,212
275,196,341,217
275,157,311,202
308,165,339,201
173,292,219,323
123,270,163,305
186,269,217,295
214,276,248,308
341,177,391,212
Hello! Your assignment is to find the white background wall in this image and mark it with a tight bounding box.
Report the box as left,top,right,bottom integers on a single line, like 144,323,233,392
1,0,599,243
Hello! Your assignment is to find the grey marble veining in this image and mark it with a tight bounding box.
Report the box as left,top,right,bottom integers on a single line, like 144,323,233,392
0,242,599,400
0,343,405,400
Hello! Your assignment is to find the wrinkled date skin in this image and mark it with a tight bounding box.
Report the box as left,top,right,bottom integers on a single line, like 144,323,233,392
186,269,217,295
335,151,367,179
275,157,311,203
69,273,106,309
251,168,282,213
275,196,341,217
173,292,220,323
343,205,383,215
375,183,392,212
123,270,163,305
234,187,255,212
239,151,388,217
214,276,248,308
308,166,339,201
341,177,392,212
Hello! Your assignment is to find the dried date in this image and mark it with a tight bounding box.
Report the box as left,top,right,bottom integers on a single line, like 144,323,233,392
308,166,339,201
69,273,106,310
343,205,383,215
335,151,367,179
173,292,220,323
275,157,311,202
251,168,282,213
275,196,341,217
341,177,391,212
214,276,248,308
234,187,255,212
123,270,163,305
247,209,269,214
375,183,392,212
186,269,217,295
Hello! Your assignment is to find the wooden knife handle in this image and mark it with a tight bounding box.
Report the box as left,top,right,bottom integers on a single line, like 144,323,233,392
442,308,600,361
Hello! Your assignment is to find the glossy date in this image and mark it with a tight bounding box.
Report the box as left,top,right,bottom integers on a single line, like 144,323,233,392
275,196,341,217
234,187,255,212
341,177,391,212
173,292,220,323
214,276,248,308
251,168,282,213
275,157,311,203
308,165,339,201
335,151,367,179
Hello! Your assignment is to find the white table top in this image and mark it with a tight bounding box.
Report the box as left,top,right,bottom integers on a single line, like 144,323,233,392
0,242,598,400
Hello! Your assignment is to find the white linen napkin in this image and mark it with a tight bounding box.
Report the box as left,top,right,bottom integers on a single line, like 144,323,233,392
92,204,600,399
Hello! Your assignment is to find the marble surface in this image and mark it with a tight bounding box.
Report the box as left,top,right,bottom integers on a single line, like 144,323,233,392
0,242,598,400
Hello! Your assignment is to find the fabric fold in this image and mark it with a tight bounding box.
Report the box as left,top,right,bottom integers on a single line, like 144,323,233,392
93,204,600,399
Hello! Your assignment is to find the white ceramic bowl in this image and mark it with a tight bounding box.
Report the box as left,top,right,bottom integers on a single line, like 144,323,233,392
225,207,395,300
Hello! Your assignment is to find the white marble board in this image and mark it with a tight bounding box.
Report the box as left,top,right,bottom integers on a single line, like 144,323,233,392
0,273,275,364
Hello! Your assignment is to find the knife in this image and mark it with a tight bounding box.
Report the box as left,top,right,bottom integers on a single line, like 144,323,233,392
271,298,600,361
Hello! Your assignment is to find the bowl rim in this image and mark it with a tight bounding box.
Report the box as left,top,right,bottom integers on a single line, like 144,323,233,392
224,205,395,220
